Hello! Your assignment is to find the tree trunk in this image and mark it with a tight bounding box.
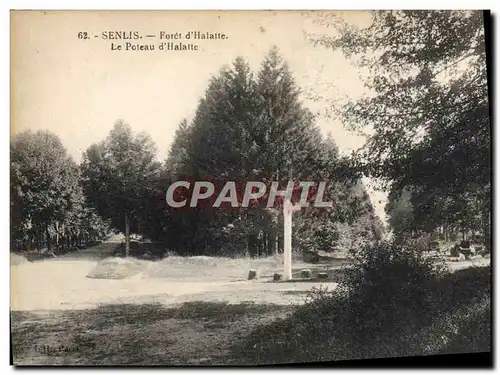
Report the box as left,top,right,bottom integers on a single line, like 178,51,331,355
45,224,52,251
263,232,268,256
275,232,279,263
55,221,59,248
125,212,130,257
255,235,259,258
27,233,32,251
36,228,42,251
482,209,490,253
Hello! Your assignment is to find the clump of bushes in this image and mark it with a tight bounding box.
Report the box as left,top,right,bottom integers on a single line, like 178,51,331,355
233,240,491,364
338,240,447,341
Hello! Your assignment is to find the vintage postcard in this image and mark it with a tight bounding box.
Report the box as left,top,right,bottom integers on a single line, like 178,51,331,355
10,10,491,366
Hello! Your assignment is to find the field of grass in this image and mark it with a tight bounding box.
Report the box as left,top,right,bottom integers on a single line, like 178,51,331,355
11,267,491,365
10,239,491,366
11,302,294,365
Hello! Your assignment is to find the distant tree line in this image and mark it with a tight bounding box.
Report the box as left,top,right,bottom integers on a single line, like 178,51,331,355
11,47,384,257
12,13,490,256
10,131,110,252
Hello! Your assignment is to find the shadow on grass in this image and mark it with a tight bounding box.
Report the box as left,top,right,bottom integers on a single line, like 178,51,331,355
11,301,293,366
11,266,491,366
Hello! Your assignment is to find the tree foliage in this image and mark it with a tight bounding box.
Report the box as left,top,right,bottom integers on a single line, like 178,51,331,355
11,130,109,251
11,48,386,258
81,120,161,255
310,11,490,247
157,47,383,256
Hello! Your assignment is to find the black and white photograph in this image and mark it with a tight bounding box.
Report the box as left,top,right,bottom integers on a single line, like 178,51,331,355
9,9,492,366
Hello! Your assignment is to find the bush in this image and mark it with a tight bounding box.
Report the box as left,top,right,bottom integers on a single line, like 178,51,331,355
233,240,490,364
339,241,445,340
406,294,490,356
433,266,491,311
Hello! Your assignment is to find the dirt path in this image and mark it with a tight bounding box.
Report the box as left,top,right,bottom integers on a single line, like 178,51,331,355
10,245,490,365
11,235,339,311
11,256,336,311
11,239,329,365
53,234,124,261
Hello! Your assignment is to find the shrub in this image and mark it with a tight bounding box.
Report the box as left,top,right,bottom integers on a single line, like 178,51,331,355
433,266,491,310
404,294,490,356
233,239,490,364
340,240,447,336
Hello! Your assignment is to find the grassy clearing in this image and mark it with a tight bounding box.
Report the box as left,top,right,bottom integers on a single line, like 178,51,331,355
11,302,293,366
86,257,151,279
84,252,349,282
12,267,490,365
11,240,491,365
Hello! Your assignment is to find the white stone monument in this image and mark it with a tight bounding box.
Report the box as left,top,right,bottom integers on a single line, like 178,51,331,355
283,197,301,281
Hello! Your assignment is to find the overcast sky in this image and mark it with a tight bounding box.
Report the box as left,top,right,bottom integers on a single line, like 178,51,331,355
11,10,388,221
